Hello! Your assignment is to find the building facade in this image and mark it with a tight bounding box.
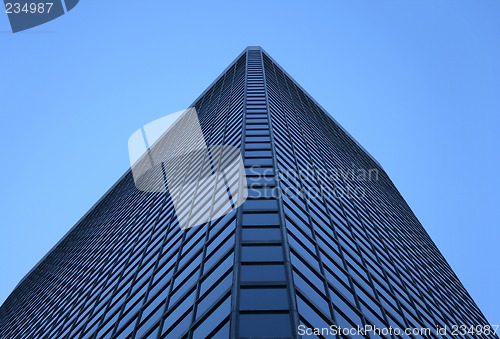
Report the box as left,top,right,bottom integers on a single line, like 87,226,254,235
0,47,496,339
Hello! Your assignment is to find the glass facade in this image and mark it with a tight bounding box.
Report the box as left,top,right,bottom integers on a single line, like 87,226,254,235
0,47,496,339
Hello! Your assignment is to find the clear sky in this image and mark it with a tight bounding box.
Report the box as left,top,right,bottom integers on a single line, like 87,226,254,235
1,0,498,326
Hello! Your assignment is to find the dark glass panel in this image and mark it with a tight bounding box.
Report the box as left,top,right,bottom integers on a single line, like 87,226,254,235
239,313,292,337
241,245,283,262
240,288,288,310
242,228,281,241
240,265,286,282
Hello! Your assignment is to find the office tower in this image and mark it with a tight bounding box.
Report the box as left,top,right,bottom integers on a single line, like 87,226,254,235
0,47,496,339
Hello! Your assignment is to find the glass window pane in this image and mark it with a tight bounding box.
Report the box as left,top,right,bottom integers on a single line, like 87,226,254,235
192,297,231,339
241,246,283,262
243,199,278,211
240,288,288,310
242,228,281,241
239,313,292,337
240,265,285,282
242,213,279,226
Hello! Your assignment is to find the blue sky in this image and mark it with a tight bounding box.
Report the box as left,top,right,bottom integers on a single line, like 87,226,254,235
0,0,498,325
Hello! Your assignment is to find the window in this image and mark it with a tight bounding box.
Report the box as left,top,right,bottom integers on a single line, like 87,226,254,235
246,187,278,199
246,136,270,142
245,158,273,166
242,199,278,211
240,264,286,282
242,228,281,241
242,213,280,226
193,297,231,339
246,176,276,187
196,273,232,318
240,288,288,310
200,253,234,294
241,245,283,262
239,313,292,337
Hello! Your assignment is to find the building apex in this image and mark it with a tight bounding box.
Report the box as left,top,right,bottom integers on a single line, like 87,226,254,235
246,46,263,51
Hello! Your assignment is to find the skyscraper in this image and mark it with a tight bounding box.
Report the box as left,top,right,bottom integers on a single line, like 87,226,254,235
0,47,496,339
